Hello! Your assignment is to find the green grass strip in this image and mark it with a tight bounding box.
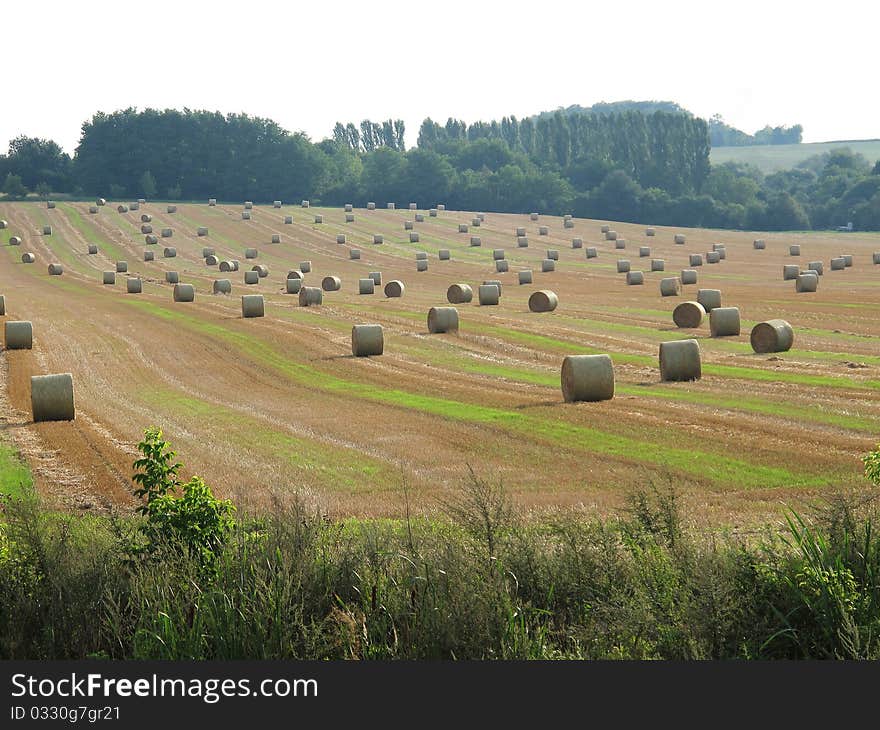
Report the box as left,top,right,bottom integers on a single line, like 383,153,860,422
0,441,33,500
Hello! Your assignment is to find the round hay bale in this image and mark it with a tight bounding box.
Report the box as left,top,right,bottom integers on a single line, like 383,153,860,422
415,213,425,222
141,214,152,223
843,254,853,267
517,236,529,247
274,200,282,208
141,224,153,234
299,286,323,306
659,339,702,382
660,277,681,297
302,200,311,208
102,271,115,285
617,260,630,273
546,249,559,261
478,284,500,306
145,235,158,245
367,202,376,210
213,279,232,295
242,294,265,318
516,227,526,237
245,248,258,259
651,259,665,271
874,252,880,265
88,244,98,255
9,236,21,246
483,280,503,295
321,276,341,292
458,224,468,233
242,211,251,220
300,261,312,273
96,198,106,206
438,249,451,260
539,226,549,236
165,271,179,284
21,252,35,264
5,321,32,349
674,234,686,244
144,251,154,262
697,289,722,312
751,319,794,354
600,224,610,233
496,260,509,273
89,206,98,214
130,202,140,211
344,203,353,212
373,234,384,245
117,204,128,213
369,271,382,285
284,216,293,224
404,221,414,231
407,203,417,211
680,269,698,285
197,227,208,237
605,230,618,241
472,218,481,227
469,236,481,247
572,238,583,249
47,263,63,276
796,273,818,292
564,220,574,229
713,244,726,255
429,208,438,217
561,354,614,402
411,233,421,243
542,259,556,272
783,264,800,280
626,271,644,285
352,324,384,356
31,373,75,422
0,220,6,229
416,260,428,272
808,261,823,275
163,247,176,258
789,245,800,256
518,270,533,285
706,251,721,264
428,307,459,333
672,301,706,328
161,228,173,238
830,257,845,270
615,239,626,250
127,278,142,294
167,205,177,214
173,284,194,302
201,247,215,258
244,271,259,285
350,249,361,260
43,226,52,236
530,213,539,221
529,290,558,312
314,215,323,224
586,247,598,259
287,270,304,280
492,249,506,260
753,239,765,250
253,265,269,278
337,234,347,244
709,306,741,337
245,202,254,210
447,284,473,304
209,199,217,206
639,246,651,257
387,203,395,210
646,228,656,236
689,254,703,267
205,255,219,266
384,280,404,297
285,278,302,294
358,278,375,295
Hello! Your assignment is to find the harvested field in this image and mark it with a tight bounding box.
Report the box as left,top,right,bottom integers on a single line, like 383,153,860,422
1,199,879,524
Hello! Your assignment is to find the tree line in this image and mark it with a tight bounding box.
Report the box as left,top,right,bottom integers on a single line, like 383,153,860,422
1,107,877,231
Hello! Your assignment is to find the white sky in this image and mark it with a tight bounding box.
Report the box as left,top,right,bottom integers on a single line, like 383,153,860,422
3,0,878,155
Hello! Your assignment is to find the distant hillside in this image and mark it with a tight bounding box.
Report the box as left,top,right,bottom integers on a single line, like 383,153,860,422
711,140,880,173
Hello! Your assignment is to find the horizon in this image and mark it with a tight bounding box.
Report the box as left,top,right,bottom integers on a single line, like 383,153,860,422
3,0,877,155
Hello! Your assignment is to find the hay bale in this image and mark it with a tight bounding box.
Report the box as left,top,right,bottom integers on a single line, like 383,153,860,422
166,205,177,214
43,226,52,236
659,339,701,381
437,204,446,211
586,247,598,259
404,221,414,230
130,202,140,210
141,224,153,234
117,204,128,213
479,284,500,306
350,249,361,260
517,236,529,247
830,257,846,271
299,286,323,306
352,324,384,356
116,261,128,273
680,269,697,285
88,245,98,255
242,211,251,220
790,245,800,256
209,198,217,206
808,261,823,275
429,208,438,217
496,260,509,273
9,236,21,246
346,214,355,223
615,239,626,249
538,226,549,236
530,213,539,221
697,288,722,312
561,354,614,402
337,234,347,244
639,246,651,257
796,273,818,292
144,251,154,262
202,247,215,258
163,247,177,258
439,249,451,260
314,215,323,224
0,220,6,229
469,236,481,247
253,265,269,278
415,252,428,261
646,228,656,236
102,271,115,285
483,280,503,296
213,279,232,294
706,251,721,264
689,254,703,267
285,278,301,294
287,270,304,280
205,255,219,266
516,227,526,237
31,373,75,422
21,252,35,264
605,230,618,241
373,234,384,244
529,290,558,312
197,227,208,237
447,284,473,304
458,224,468,233
783,264,800,280
492,249,506,261
173,284,195,302
96,198,106,206
145,235,158,245
518,270,533,285
600,224,610,233
344,204,353,212
428,306,459,333
709,307,741,337
384,280,405,297
367,202,376,210
231,260,241,270
843,254,853,267
415,213,425,222
572,238,583,249
274,200,282,208
542,259,556,272
753,239,765,250
165,271,179,284
0,296,5,314
874,252,880,265
651,259,665,271
141,214,152,223
387,202,395,210
245,248,258,259
127,278,142,294
546,249,559,261
358,278,375,295
672,301,706,328
161,228,173,238
300,261,312,273
5,321,33,349
244,271,259,285
660,277,681,297
284,216,293,224
245,202,254,210
369,271,382,285
416,260,428,272
89,206,98,214
751,319,794,353
626,271,644,285
617,260,630,273
564,220,574,229
321,276,341,292
411,233,421,243
241,294,265,318
674,234,686,244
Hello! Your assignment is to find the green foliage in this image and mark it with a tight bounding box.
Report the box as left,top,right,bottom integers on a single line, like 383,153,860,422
2,173,28,200
139,170,156,199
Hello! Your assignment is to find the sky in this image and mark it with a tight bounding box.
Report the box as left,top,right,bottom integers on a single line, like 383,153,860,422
3,0,878,155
